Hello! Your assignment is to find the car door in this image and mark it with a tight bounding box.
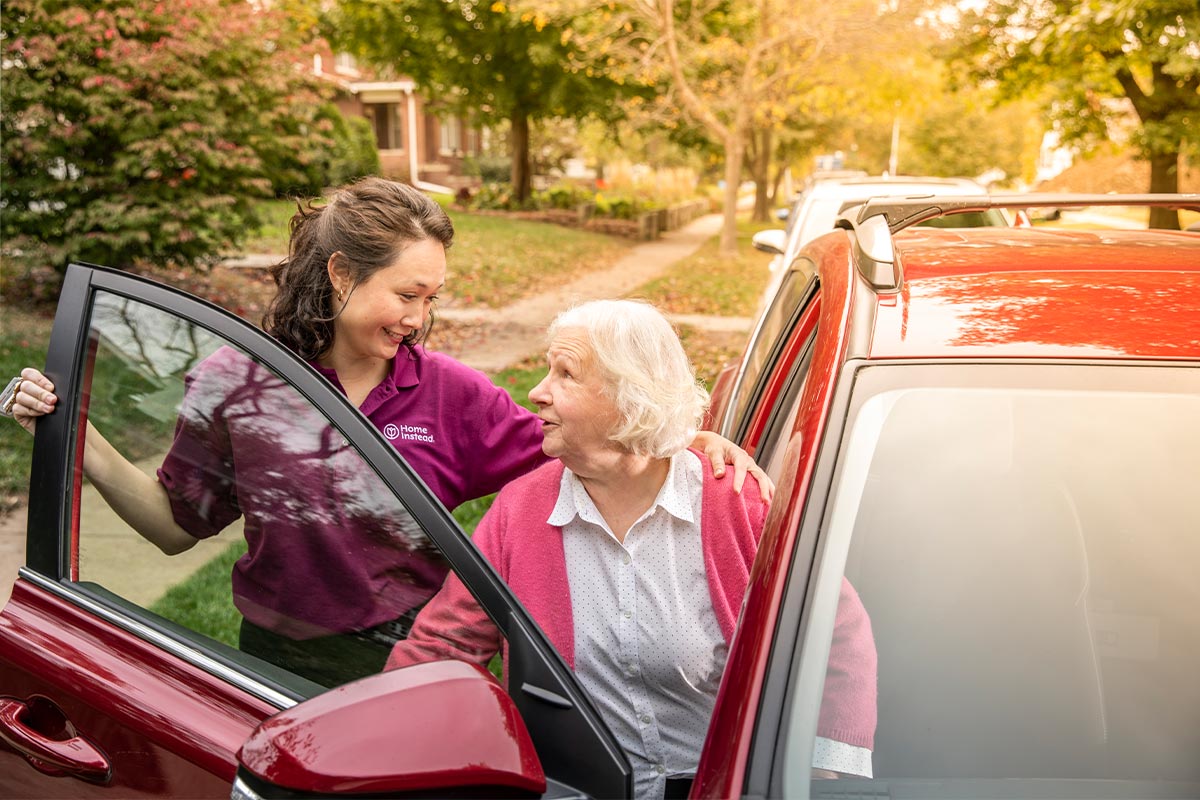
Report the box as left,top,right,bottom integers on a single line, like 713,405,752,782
0,263,629,798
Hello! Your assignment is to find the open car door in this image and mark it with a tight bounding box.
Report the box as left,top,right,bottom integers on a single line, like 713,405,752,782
0,263,630,798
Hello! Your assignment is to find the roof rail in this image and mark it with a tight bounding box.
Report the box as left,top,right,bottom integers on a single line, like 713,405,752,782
837,193,1200,293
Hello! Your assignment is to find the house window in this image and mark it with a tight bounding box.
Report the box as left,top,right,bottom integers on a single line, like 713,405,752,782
465,125,479,155
365,104,404,151
439,116,462,155
334,52,358,75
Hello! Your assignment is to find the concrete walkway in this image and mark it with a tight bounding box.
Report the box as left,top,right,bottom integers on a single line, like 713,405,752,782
435,212,753,371
0,213,755,608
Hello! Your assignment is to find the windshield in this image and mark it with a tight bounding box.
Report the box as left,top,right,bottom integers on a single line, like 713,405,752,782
787,364,1200,798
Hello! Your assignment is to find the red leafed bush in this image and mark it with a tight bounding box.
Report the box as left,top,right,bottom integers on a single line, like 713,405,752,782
1,0,342,298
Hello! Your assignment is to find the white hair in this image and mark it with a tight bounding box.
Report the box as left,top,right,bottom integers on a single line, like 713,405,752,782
548,299,709,458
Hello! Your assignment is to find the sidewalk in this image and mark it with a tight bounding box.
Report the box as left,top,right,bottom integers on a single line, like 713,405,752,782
1,213,755,607
435,212,753,371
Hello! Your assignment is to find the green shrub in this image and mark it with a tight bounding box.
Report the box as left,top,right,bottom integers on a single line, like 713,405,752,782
0,0,331,296
470,182,517,210
605,195,638,220
464,155,512,184
536,182,593,210
322,110,382,189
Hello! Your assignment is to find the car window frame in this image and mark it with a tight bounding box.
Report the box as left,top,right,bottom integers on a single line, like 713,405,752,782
25,262,632,799
721,263,819,443
752,326,819,477
740,296,820,458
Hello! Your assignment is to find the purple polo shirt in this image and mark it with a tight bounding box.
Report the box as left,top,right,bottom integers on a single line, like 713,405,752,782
157,345,546,638
308,345,547,510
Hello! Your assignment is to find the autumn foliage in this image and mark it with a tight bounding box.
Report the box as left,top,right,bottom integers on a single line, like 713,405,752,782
1,0,355,296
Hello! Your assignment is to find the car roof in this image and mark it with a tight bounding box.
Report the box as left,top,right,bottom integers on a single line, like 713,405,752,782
835,227,1200,360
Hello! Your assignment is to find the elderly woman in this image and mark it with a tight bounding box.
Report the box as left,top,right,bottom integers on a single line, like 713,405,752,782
387,299,769,798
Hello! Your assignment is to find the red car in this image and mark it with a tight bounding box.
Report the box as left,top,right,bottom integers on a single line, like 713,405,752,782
2,193,1199,799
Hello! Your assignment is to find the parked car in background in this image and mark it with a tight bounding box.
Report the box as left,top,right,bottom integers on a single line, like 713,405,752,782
754,176,1012,307
778,170,870,217
1,193,1197,799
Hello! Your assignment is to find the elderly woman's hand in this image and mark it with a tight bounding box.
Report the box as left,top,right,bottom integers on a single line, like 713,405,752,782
6,368,58,436
691,430,774,503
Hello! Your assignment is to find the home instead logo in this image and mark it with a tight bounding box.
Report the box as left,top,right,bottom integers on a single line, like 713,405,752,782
384,423,435,443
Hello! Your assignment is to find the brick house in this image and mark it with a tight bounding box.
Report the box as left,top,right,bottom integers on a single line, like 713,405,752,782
313,51,485,189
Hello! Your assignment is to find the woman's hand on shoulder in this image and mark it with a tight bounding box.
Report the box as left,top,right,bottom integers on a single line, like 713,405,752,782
691,430,774,503
7,368,58,436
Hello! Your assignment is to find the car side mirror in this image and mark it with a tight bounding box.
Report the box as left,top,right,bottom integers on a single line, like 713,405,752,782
232,660,545,798
752,228,788,255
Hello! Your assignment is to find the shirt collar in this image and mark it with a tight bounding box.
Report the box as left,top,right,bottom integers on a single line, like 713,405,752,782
307,346,421,414
390,345,421,388
546,452,697,528
308,345,421,390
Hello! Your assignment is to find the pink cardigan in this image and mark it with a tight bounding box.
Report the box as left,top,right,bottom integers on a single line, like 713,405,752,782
386,452,876,750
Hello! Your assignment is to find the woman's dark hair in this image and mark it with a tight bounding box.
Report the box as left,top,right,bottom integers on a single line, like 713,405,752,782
264,177,455,360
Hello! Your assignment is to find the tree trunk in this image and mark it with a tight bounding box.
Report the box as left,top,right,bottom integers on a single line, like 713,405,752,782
770,162,787,208
1147,150,1180,230
720,134,745,256
510,110,532,205
751,128,773,222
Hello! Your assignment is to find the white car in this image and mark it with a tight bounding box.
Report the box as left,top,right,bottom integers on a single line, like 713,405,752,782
753,176,1010,305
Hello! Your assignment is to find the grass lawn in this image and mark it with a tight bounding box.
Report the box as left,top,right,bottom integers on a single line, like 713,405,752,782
635,216,776,318
149,540,247,647
446,213,631,308
240,198,633,310
240,198,299,254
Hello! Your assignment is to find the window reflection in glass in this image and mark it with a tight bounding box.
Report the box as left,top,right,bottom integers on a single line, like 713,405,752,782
801,376,1200,793
76,292,450,689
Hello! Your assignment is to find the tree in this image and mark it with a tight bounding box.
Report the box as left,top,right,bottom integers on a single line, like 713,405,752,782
559,0,920,255
328,0,635,203
952,0,1200,229
906,97,1039,186
1,0,336,284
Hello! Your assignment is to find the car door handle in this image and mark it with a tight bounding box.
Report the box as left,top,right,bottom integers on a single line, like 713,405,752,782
0,697,111,782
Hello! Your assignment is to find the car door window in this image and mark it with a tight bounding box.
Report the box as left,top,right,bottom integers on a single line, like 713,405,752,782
780,364,1200,798
72,289,455,692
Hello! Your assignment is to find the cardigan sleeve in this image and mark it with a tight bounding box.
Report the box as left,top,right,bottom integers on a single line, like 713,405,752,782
385,504,506,671
699,456,771,642
815,577,878,750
